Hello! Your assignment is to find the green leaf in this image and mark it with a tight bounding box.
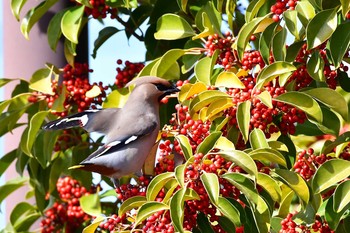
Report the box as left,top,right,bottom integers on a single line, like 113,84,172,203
256,62,296,89
245,0,267,23
170,188,186,233
215,71,245,88
175,135,193,160
333,180,350,213
82,216,105,233
150,49,185,78
237,100,251,143
177,0,188,13
47,9,67,51
278,186,294,216
146,172,175,201
194,50,218,85
135,202,169,227
205,98,234,120
218,151,258,179
249,128,269,150
201,172,220,204
313,106,340,136
49,152,69,193
222,173,259,206
322,132,350,154
102,87,130,108
272,27,287,61
61,5,85,44
274,91,323,123
192,12,215,40
0,149,17,175
92,26,120,59
154,13,195,40
118,196,146,216
197,212,215,233
181,40,204,74
217,197,241,226
286,41,305,63
253,196,271,233
249,148,287,168
340,0,350,18
194,1,222,37
325,197,349,230
0,177,28,205
257,173,282,202
273,169,310,205
178,82,207,103
23,111,49,157
175,164,186,188
296,1,316,27
256,91,273,109
80,192,101,216
197,131,222,155
189,90,231,115
259,22,279,64
329,22,350,68
11,0,28,20
29,68,57,95
312,159,350,194
237,16,266,61
10,202,40,231
284,10,301,40
64,39,76,66
0,78,16,88
306,50,326,82
21,0,58,39
306,7,338,50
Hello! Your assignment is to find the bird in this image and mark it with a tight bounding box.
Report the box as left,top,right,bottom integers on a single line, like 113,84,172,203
42,76,180,187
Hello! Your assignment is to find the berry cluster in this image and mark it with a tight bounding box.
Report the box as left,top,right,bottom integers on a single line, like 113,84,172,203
72,0,118,19
53,129,82,152
280,213,334,233
241,50,265,71
142,210,175,232
270,0,298,22
114,176,149,201
205,32,236,70
293,148,330,181
115,59,145,88
98,214,125,232
41,177,96,233
29,63,108,117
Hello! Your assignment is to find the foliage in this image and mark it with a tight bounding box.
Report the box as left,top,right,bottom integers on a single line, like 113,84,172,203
1,0,350,232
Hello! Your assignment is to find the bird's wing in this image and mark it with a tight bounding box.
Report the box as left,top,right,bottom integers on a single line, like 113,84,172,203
42,108,120,134
81,120,158,163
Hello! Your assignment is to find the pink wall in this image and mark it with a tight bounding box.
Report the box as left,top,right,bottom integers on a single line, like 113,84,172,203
2,0,65,225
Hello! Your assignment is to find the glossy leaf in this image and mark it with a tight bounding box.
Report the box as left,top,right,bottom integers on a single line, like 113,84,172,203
201,173,219,204
325,197,349,230
329,22,350,68
306,7,338,49
175,135,193,160
285,41,305,63
333,180,350,213
256,62,296,89
215,136,235,151
92,26,120,58
312,159,350,194
214,71,245,88
197,212,215,233
322,132,350,154
259,22,279,64
61,5,85,44
178,82,207,103
10,202,40,231
273,169,310,205
85,85,102,98
278,187,294,216
47,9,66,51
237,100,251,143
0,78,15,88
274,91,323,123
154,14,195,40
135,202,169,227
0,149,17,175
189,90,231,115
249,128,269,150
0,177,28,205
29,68,56,95
170,188,186,233
306,50,325,82
222,173,259,206
175,164,186,188
237,16,266,61
197,131,222,155
340,0,350,18
256,91,273,109
118,196,147,216
151,49,185,78
272,27,287,61
284,10,301,40
217,197,241,226
102,87,130,108
194,51,218,85
257,173,282,202
245,0,267,23
249,148,287,168
253,196,271,233
80,192,101,216
218,151,258,178
82,216,105,233
20,0,58,39
296,1,316,27
192,12,215,40
146,172,174,201
11,0,27,20
205,98,234,120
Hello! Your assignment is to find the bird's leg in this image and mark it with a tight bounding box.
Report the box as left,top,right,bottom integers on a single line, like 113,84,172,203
111,178,120,188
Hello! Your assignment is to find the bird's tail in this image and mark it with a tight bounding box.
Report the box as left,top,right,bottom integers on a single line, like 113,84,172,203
42,112,89,130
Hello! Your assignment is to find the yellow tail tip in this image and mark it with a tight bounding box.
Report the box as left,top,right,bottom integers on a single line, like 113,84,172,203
68,165,85,170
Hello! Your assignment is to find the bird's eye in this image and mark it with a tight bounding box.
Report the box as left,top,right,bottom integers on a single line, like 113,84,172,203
154,83,170,91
